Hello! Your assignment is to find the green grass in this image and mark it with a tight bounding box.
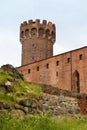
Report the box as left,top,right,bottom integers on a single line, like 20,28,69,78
0,113,87,130
0,70,12,84
0,93,16,103
0,82,42,103
14,80,42,96
1,66,87,130
0,68,42,103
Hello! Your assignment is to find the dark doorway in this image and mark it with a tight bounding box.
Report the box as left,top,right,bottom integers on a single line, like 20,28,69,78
72,70,80,93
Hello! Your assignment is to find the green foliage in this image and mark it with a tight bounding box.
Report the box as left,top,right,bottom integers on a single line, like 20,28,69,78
14,80,42,96
0,70,12,84
0,67,42,103
0,113,87,130
0,93,17,103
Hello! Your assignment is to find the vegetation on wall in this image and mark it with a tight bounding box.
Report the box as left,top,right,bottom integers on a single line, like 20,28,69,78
0,65,42,103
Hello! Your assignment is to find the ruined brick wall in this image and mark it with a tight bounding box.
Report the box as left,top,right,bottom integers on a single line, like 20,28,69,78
78,94,87,115
20,19,55,65
18,46,87,94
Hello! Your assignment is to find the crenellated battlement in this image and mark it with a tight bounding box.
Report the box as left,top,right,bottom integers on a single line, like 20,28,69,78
20,19,56,43
20,19,54,27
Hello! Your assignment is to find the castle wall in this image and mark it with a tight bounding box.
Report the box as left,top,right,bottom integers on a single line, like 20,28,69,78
71,47,87,93
18,46,87,94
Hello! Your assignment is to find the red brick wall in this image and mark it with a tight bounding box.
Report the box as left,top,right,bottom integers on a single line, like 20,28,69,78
17,46,87,94
20,19,55,65
78,94,87,115
22,38,53,65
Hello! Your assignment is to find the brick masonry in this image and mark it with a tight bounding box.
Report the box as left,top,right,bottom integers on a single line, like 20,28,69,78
18,19,87,94
20,19,55,65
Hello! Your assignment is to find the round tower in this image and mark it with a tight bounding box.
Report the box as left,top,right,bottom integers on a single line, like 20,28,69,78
20,19,56,65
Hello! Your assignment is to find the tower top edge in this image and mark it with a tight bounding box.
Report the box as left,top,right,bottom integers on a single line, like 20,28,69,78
20,19,55,28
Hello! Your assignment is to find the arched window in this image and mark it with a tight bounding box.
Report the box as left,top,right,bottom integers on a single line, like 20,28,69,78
31,28,37,37
39,28,44,37
25,29,29,37
20,31,24,38
51,31,55,39
46,29,50,38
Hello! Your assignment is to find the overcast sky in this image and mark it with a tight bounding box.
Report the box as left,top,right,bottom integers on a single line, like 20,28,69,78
0,0,87,67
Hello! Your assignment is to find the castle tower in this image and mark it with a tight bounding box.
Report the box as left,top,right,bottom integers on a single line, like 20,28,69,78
20,19,56,65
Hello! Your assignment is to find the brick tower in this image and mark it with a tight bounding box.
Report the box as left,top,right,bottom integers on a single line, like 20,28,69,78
20,19,56,65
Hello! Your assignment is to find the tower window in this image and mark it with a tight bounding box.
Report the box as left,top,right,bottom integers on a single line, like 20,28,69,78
46,29,50,38
67,58,71,63
37,66,39,71
51,31,55,39
21,31,24,38
56,61,59,66
28,69,31,74
56,72,58,77
79,54,83,60
46,63,49,69
25,29,29,37
31,28,37,36
39,28,44,37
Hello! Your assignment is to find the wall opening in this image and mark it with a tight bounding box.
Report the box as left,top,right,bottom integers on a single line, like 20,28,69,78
56,61,59,66
25,29,29,37
72,70,80,93
39,28,44,37
46,29,50,38
21,31,24,38
51,31,55,39
56,72,58,77
79,54,83,60
37,66,39,71
28,69,31,74
31,28,37,37
46,63,49,69
67,58,71,63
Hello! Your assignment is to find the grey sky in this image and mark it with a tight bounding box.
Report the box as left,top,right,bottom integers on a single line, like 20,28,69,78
0,0,87,67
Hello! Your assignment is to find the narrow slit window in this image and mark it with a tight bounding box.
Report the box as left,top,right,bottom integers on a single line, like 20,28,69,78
56,72,58,77
56,61,59,66
28,69,31,74
37,66,39,71
79,54,83,60
67,58,71,63
46,63,49,69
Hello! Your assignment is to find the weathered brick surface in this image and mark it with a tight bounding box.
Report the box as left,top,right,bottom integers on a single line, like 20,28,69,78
18,46,87,94
78,94,87,115
18,19,87,94
20,19,55,65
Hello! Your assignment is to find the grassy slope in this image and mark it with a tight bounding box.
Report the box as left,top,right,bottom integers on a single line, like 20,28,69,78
0,67,42,103
0,65,87,130
0,113,87,130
